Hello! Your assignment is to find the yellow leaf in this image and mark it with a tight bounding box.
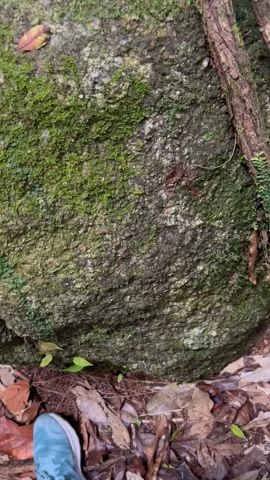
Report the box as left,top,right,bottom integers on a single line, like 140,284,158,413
39,342,63,353
40,354,53,368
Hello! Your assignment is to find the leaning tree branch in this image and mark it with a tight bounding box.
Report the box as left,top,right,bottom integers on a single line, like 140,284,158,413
199,0,270,171
250,0,270,52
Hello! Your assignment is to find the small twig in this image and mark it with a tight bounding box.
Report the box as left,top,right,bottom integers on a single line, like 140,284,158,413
55,382,77,412
193,134,237,171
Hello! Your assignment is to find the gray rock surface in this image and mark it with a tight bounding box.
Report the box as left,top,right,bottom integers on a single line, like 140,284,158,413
0,0,269,379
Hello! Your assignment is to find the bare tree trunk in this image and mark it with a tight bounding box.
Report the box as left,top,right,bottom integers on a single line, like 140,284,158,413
199,0,270,171
250,0,270,51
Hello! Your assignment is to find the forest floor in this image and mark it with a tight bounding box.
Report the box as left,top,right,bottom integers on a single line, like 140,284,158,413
1,328,270,480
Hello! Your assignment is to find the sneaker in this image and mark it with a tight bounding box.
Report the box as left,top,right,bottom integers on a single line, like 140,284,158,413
34,413,86,480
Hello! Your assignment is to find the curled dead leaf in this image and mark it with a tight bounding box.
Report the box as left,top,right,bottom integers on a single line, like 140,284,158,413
244,411,270,430
147,383,193,416
0,416,33,460
16,402,41,424
16,25,51,52
248,230,258,285
0,379,30,415
71,385,130,448
186,387,215,439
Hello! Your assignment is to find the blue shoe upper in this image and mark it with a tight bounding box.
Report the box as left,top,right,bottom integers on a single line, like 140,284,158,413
34,414,82,480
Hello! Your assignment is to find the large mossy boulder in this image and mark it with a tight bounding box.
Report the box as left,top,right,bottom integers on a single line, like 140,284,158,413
0,0,269,380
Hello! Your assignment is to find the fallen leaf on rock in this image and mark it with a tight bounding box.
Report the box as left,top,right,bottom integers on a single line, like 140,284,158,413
40,354,53,368
0,379,30,415
0,415,33,460
16,25,51,52
244,411,270,430
73,357,93,367
147,383,193,416
39,342,63,353
231,471,260,480
0,365,15,387
16,402,41,424
72,385,130,448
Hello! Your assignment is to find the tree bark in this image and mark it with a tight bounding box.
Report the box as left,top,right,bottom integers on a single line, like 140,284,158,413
250,0,270,52
199,0,270,171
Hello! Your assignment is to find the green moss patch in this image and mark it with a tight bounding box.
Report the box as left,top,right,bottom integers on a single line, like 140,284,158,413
0,28,150,223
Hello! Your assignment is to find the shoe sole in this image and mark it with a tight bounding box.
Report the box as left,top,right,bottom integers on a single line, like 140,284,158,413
48,413,86,480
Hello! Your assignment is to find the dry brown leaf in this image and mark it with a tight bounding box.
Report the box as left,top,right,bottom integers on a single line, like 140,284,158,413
240,364,270,383
220,357,248,374
248,230,258,285
0,415,33,460
235,400,253,427
0,380,30,415
85,421,106,468
121,401,138,424
232,446,267,478
16,25,50,52
71,385,130,448
147,384,193,416
207,440,243,457
186,387,215,439
16,402,41,424
243,382,270,410
244,411,270,431
0,366,15,387
175,462,199,479
231,472,260,480
126,473,144,480
127,456,145,478
135,431,156,460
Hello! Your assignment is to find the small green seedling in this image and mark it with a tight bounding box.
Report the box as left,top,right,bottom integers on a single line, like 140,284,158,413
40,353,53,367
117,373,124,383
134,417,142,428
64,357,93,373
39,342,63,368
230,424,245,439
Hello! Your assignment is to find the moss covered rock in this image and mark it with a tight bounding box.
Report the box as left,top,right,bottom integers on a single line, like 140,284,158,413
0,0,269,379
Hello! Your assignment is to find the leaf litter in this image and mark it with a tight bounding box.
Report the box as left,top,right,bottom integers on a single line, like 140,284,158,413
4,349,270,479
